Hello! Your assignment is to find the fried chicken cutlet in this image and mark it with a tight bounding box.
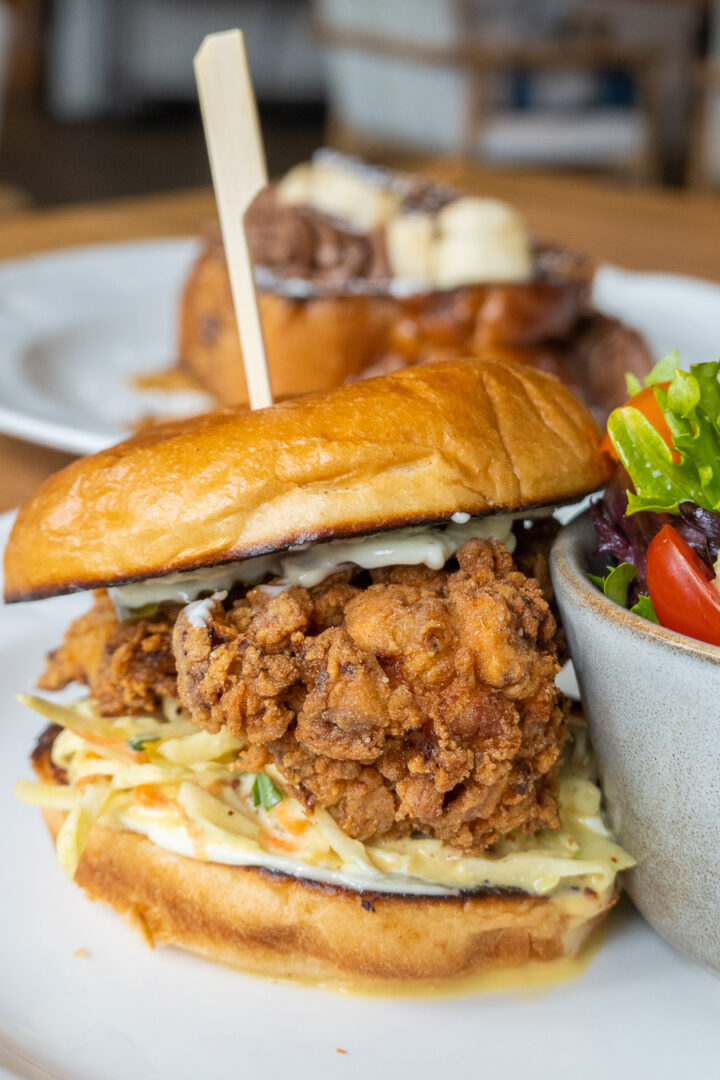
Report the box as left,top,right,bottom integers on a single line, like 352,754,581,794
41,537,566,854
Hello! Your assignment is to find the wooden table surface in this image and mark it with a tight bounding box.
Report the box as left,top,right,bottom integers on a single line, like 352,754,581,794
0,166,719,515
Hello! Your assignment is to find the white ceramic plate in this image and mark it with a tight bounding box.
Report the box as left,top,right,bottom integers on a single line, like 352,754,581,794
592,264,720,368
0,242,718,456
0,240,214,455
0,509,718,1080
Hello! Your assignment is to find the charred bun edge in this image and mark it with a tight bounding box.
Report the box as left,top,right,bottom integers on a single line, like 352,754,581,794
6,495,583,604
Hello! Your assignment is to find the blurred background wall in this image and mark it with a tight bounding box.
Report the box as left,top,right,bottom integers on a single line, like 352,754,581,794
0,0,718,209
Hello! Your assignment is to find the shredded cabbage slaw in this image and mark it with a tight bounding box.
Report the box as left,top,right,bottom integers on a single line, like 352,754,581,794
14,694,633,898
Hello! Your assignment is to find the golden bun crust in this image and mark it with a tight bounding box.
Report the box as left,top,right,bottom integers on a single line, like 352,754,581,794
179,249,396,403
40,807,611,983
4,359,609,602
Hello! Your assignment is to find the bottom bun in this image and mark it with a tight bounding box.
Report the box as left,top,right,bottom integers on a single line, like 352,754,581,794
39,805,614,984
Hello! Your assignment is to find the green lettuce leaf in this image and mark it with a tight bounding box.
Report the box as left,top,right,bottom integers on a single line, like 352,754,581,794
588,562,636,607
645,349,681,387
625,372,643,397
630,594,659,623
607,359,720,516
588,564,658,623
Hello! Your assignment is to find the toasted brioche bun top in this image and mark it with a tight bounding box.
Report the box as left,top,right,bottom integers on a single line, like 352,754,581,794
4,359,609,602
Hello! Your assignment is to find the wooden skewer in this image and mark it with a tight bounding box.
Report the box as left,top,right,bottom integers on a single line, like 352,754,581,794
194,30,273,411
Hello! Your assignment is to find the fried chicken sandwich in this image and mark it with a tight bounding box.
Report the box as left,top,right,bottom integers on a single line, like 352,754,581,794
6,358,631,983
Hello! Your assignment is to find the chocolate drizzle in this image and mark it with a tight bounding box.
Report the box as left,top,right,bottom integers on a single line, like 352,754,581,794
245,187,390,287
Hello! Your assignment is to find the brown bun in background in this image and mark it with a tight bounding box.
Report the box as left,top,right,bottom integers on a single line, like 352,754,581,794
179,246,397,403
4,358,610,603
178,233,652,421
179,236,589,406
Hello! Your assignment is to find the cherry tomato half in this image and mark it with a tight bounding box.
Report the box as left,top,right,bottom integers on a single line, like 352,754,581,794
601,382,679,463
646,524,720,646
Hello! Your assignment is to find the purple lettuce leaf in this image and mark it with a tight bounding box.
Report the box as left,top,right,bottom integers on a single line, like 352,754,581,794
590,469,720,593
674,503,720,568
590,472,658,589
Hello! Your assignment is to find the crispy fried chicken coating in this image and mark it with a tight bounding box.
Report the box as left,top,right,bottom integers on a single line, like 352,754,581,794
173,539,565,851
40,590,176,715
40,536,566,852
513,516,567,661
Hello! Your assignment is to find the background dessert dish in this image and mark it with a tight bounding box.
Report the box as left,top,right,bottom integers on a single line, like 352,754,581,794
7,359,631,983
179,150,652,421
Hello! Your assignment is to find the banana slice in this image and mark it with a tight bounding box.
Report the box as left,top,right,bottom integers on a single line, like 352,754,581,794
277,159,400,231
386,213,435,284
432,197,532,288
276,162,315,206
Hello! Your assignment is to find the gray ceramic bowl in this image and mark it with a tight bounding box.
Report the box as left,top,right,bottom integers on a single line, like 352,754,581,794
551,511,720,973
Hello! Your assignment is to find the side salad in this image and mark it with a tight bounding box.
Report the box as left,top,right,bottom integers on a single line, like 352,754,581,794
590,353,720,647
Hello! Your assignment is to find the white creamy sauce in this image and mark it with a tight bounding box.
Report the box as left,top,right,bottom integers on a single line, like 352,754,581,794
259,584,290,598
115,805,623,901
110,555,284,614
117,811,454,896
184,591,228,629
111,515,519,621
275,516,516,589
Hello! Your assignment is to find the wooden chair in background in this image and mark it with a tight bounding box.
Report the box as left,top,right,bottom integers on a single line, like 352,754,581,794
314,0,698,184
